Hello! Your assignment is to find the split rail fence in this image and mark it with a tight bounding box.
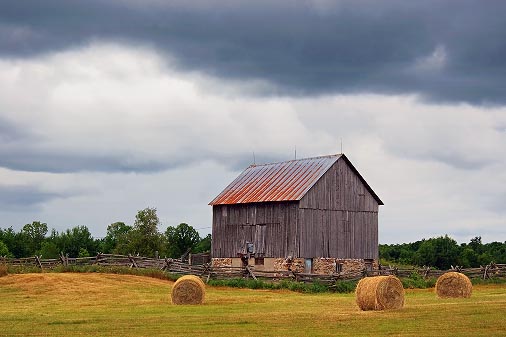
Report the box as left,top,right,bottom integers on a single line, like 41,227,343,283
1,254,505,285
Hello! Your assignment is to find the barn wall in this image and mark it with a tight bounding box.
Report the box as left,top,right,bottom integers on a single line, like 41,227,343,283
211,202,298,258
298,159,379,259
297,208,378,259
299,158,378,211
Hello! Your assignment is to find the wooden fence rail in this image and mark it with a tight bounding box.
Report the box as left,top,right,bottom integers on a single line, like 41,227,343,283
1,255,505,284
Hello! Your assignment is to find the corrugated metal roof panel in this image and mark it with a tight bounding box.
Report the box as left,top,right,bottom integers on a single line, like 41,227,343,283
209,154,340,205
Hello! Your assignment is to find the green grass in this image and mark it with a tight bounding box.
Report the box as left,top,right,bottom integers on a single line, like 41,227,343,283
0,273,505,336
207,278,347,293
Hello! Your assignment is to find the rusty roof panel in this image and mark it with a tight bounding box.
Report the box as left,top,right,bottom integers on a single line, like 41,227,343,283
209,154,341,205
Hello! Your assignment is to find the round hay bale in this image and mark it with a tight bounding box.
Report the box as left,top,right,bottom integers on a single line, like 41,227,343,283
355,275,405,311
435,272,472,298
171,275,206,305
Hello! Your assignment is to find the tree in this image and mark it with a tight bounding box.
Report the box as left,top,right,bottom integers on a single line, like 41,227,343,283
0,240,12,257
78,247,90,258
194,234,212,253
54,226,98,258
128,207,164,256
413,235,460,269
460,246,479,267
469,236,483,254
165,223,201,258
38,241,59,259
1,227,32,258
22,221,48,256
101,222,131,254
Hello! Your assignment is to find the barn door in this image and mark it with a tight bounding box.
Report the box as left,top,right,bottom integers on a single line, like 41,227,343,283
254,224,266,255
240,224,254,254
304,258,313,274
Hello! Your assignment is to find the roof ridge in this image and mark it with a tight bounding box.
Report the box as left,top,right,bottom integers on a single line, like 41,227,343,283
249,153,342,168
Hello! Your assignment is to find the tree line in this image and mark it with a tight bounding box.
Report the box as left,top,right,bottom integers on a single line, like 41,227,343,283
0,207,211,259
2,210,505,270
379,235,506,270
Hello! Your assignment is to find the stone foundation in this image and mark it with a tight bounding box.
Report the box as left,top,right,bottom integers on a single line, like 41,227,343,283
313,258,337,274
337,259,367,274
211,258,233,268
212,257,378,275
273,258,305,273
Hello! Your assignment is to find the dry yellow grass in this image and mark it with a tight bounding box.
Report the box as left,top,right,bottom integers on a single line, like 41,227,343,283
0,264,7,277
0,273,505,337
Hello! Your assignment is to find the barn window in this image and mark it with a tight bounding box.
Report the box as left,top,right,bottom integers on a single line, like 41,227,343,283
255,257,264,265
336,263,343,273
304,258,313,273
246,242,254,254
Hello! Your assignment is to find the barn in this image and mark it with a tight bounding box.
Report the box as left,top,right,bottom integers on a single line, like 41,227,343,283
209,154,383,274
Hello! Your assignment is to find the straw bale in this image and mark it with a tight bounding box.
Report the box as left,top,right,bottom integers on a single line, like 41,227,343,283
435,272,472,298
171,275,206,305
355,275,405,311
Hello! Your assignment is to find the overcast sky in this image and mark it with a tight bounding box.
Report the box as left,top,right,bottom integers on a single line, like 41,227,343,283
0,0,505,244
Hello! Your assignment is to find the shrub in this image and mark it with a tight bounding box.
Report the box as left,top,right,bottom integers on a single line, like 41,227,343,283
471,277,506,286
401,272,436,289
333,280,357,293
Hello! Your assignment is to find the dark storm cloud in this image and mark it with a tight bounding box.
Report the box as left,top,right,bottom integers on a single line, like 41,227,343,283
0,148,167,173
0,142,187,173
1,0,506,104
0,126,252,173
0,119,182,173
0,185,61,209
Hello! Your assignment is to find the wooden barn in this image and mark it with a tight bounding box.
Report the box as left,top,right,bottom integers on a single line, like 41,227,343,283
209,154,383,274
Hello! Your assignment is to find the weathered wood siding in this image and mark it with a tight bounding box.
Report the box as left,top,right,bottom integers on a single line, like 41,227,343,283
297,209,378,259
212,202,298,258
299,158,378,212
298,159,379,259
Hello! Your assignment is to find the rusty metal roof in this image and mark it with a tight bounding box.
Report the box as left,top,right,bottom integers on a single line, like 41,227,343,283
209,154,339,205
209,154,383,206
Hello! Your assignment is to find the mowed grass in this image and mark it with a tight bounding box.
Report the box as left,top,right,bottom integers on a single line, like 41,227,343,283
0,273,505,337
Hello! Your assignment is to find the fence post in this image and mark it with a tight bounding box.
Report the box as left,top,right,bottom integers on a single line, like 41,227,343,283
128,254,139,268
483,264,490,280
93,253,102,265
35,255,43,269
423,266,430,279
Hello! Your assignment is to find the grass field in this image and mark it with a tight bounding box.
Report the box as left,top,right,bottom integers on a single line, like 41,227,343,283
0,273,505,337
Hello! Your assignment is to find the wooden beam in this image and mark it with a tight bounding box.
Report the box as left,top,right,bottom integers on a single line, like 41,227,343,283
246,265,257,280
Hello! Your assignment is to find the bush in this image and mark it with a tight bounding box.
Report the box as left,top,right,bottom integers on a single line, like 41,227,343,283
333,280,357,293
401,272,436,289
5,265,42,274
208,278,335,293
471,277,506,286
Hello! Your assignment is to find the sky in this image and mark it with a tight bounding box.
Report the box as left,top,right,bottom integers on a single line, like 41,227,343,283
0,0,505,244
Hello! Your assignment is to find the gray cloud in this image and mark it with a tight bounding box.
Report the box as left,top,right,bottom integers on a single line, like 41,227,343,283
1,1,506,104
0,185,62,210
0,117,28,142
